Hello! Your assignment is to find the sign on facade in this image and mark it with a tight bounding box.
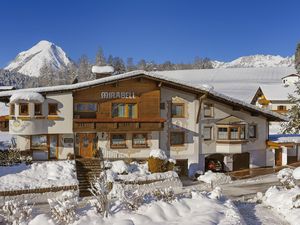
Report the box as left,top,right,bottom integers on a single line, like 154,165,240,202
100,91,135,99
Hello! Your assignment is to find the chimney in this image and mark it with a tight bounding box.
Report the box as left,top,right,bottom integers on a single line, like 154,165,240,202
92,66,114,79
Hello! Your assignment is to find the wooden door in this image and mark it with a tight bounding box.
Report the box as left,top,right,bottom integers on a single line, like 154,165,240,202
78,133,96,158
275,149,282,166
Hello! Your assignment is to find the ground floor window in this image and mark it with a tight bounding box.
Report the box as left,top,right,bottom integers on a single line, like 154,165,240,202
31,134,58,159
111,133,127,148
170,131,185,146
132,133,148,148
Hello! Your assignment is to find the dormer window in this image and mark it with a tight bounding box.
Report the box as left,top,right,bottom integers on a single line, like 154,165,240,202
19,103,29,116
34,104,42,116
48,103,58,115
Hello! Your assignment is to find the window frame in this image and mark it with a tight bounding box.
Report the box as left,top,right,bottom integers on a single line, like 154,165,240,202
9,104,15,116
48,103,58,116
170,131,185,146
171,103,185,118
277,105,287,111
111,103,138,119
203,103,214,118
248,124,257,139
19,103,29,116
74,102,98,112
203,126,213,141
132,133,148,148
34,103,43,116
217,125,246,141
110,133,127,149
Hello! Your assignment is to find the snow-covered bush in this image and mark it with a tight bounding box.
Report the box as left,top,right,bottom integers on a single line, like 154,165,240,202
0,200,32,225
277,168,296,189
89,172,111,217
293,167,300,180
148,149,176,173
208,187,223,200
110,160,128,174
48,191,78,224
198,170,231,187
152,187,176,203
0,148,32,166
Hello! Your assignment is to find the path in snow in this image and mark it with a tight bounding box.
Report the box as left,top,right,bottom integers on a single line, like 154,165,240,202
234,201,289,225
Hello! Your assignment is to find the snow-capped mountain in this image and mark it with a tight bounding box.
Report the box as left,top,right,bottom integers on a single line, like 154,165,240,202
5,40,71,77
212,54,294,68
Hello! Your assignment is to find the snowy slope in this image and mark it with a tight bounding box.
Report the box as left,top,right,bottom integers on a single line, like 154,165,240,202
5,40,71,77
212,54,294,68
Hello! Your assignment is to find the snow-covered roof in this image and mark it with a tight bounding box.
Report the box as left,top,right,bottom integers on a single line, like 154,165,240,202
10,91,45,103
281,73,300,79
269,134,300,144
259,84,296,101
92,65,114,74
0,86,14,91
157,67,297,102
0,70,287,121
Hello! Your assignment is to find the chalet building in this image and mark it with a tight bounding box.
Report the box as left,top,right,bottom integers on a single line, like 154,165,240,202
0,71,286,176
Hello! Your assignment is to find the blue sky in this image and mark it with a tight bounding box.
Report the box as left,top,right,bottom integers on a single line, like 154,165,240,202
0,0,299,67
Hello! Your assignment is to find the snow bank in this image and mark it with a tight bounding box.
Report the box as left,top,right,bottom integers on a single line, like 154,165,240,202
263,186,300,225
10,91,45,103
111,160,128,174
293,167,300,180
28,190,244,225
149,149,167,160
198,170,232,185
0,161,77,191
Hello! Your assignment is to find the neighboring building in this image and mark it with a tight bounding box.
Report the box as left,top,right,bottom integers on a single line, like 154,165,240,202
0,71,285,175
281,73,300,87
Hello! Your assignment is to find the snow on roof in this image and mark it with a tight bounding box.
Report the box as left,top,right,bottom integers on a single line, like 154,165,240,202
269,134,300,144
281,73,300,79
10,91,45,103
157,67,297,102
259,84,296,101
0,86,14,91
92,65,114,74
0,70,287,121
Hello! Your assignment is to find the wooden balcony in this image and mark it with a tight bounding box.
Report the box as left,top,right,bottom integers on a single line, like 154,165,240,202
73,117,165,132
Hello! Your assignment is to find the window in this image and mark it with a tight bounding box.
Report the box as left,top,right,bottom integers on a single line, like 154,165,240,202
170,132,185,146
74,103,97,112
249,124,257,138
132,133,148,148
171,103,184,118
10,104,15,116
31,135,48,151
203,127,212,140
19,103,29,115
218,127,228,140
277,105,287,111
34,104,42,116
230,127,239,140
48,103,58,115
217,125,246,140
112,103,137,118
111,133,126,148
204,103,213,117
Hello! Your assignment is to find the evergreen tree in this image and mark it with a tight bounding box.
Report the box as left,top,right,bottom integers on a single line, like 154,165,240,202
126,57,137,71
282,84,300,133
95,47,106,66
295,43,300,73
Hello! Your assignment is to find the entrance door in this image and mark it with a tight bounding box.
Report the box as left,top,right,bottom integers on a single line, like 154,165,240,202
275,148,282,166
78,133,96,158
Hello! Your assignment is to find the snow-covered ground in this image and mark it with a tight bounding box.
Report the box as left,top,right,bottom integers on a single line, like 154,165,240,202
27,190,244,225
0,161,77,191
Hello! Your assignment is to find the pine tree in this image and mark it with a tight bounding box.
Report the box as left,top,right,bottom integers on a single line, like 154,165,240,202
126,57,137,71
282,84,300,133
95,47,106,66
295,43,300,73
